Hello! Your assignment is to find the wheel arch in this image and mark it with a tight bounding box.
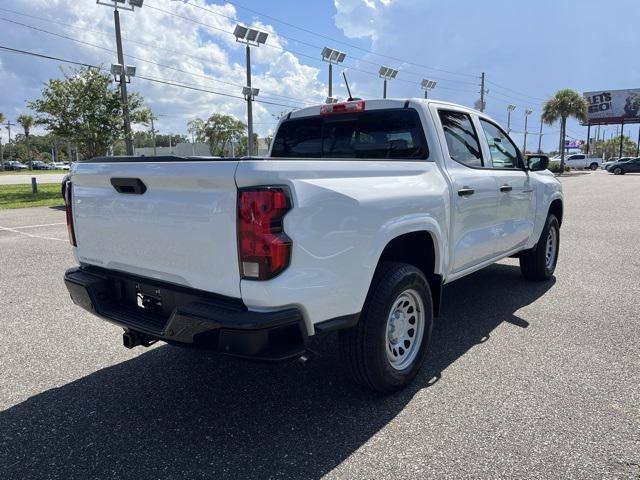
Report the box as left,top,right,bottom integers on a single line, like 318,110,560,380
548,198,563,226
373,230,443,316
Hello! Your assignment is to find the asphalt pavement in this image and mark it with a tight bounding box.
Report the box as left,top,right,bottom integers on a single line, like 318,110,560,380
0,171,638,479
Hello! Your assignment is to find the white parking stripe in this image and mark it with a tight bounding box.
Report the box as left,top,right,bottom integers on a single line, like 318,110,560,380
12,222,67,230
11,222,67,230
0,225,67,242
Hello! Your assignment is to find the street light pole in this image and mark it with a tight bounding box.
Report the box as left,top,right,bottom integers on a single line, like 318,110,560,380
421,79,436,99
234,24,268,157
537,115,543,153
523,109,532,152
379,66,398,99
150,115,157,156
321,47,346,103
245,45,254,156
4,120,15,162
113,8,133,155
507,104,516,134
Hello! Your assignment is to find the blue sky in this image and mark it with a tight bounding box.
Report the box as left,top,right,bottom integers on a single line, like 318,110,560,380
1,0,639,152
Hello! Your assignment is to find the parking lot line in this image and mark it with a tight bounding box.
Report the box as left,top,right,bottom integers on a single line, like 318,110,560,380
11,222,67,230
0,224,66,242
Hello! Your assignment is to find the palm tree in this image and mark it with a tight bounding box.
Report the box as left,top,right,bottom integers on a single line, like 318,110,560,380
17,114,35,169
542,89,588,172
0,112,5,170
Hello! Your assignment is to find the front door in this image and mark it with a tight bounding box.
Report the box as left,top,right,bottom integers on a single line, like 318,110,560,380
436,108,500,274
477,118,535,254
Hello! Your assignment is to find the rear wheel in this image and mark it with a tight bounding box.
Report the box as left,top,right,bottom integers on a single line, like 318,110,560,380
339,262,433,392
519,214,560,281
589,163,598,170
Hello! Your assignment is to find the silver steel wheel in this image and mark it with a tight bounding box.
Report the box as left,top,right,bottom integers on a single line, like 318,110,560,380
545,225,558,269
385,288,425,371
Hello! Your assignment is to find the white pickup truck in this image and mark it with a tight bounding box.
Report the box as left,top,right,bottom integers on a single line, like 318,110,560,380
562,154,602,170
64,99,563,392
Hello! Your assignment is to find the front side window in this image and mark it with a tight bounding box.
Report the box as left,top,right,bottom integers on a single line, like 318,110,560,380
438,110,483,167
479,119,521,169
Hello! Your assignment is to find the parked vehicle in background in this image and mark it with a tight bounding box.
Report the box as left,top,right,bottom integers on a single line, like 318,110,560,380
32,161,55,170
63,98,563,392
562,154,602,170
601,157,621,169
3,161,29,171
52,162,70,170
607,157,640,175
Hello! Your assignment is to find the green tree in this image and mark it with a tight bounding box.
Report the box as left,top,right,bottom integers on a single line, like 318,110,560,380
17,114,35,169
189,114,246,156
28,67,147,159
542,89,588,172
236,133,259,156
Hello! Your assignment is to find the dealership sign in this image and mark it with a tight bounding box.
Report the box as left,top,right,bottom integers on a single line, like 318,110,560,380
583,88,640,124
564,140,583,149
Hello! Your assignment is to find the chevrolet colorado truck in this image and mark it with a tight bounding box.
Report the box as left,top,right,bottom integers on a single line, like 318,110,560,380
64,99,563,392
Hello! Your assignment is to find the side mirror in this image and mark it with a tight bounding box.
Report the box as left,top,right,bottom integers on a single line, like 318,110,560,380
526,155,550,171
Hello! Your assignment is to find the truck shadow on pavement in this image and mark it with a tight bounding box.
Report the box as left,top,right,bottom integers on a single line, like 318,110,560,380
1,263,554,480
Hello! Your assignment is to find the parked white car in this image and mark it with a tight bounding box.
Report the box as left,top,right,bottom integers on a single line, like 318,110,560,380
63,99,563,392
52,162,71,170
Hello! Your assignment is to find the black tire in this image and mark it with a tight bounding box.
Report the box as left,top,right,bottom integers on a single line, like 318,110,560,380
339,262,433,393
589,163,598,170
613,167,623,175
519,214,560,281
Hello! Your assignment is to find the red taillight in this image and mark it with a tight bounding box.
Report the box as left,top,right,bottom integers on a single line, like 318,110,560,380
64,181,77,246
238,187,292,280
320,100,365,115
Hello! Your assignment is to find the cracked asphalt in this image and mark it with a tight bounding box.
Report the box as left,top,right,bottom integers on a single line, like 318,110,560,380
0,171,638,479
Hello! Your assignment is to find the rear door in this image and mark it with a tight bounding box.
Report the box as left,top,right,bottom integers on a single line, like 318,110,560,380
71,159,242,297
477,118,535,254
435,108,500,274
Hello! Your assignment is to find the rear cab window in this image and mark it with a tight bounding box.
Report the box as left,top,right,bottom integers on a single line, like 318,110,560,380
271,109,429,160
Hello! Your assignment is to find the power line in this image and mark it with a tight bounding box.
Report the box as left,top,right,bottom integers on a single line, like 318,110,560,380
155,0,479,87
0,44,302,110
0,15,316,107
191,0,479,79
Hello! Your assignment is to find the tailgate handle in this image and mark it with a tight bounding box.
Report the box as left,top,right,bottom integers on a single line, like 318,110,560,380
110,178,147,195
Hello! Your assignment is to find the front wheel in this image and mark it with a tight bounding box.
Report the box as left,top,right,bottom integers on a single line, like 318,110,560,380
519,214,560,281
613,167,623,175
339,262,433,392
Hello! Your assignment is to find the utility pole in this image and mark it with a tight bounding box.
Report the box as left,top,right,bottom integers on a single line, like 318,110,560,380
480,72,486,112
537,115,543,153
619,120,625,158
636,126,640,157
4,120,15,162
150,115,157,156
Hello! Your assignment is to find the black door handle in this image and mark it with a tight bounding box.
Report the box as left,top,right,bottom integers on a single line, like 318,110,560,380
500,185,513,192
111,178,147,195
458,187,475,197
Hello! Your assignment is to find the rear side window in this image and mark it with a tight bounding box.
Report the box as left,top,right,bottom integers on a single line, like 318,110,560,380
271,109,428,160
438,110,483,167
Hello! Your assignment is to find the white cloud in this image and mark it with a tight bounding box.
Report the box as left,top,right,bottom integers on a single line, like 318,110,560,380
0,0,328,141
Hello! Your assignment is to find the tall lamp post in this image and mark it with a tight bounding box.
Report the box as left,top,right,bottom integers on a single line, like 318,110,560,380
379,66,398,99
506,104,516,133
97,0,143,156
523,109,532,153
321,47,346,103
421,79,437,99
234,24,268,157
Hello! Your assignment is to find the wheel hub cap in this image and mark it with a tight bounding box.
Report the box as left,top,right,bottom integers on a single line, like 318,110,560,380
385,289,425,371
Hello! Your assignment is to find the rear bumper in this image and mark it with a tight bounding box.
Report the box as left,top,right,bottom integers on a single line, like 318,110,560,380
64,267,307,361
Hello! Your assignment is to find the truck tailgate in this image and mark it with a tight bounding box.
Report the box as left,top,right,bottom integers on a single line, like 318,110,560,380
71,160,241,298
